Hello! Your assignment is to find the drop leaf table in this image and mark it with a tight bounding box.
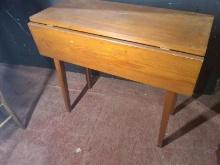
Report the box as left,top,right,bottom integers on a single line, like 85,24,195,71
28,0,213,147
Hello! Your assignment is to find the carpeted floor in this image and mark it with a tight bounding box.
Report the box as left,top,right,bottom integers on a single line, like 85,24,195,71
0,64,219,165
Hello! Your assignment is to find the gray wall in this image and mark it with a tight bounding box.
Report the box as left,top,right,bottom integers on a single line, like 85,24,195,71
0,0,219,93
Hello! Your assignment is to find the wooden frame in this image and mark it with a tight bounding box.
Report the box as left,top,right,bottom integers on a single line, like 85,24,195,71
28,0,213,147
53,59,178,147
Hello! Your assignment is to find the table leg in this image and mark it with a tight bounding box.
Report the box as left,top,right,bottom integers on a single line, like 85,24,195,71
54,59,71,112
158,90,177,147
170,94,177,115
85,68,93,89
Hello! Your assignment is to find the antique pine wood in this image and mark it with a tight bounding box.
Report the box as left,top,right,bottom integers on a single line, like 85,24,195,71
54,59,71,112
28,23,204,95
85,68,93,89
28,0,213,147
158,91,177,147
29,0,213,56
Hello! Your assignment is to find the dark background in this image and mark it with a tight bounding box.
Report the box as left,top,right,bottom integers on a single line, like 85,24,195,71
0,0,219,94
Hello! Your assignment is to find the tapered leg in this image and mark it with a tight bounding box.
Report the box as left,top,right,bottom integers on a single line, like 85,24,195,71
158,90,177,147
170,94,177,115
54,59,71,112
85,68,93,89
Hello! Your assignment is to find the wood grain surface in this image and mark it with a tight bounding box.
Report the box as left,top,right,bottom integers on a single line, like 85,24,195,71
30,0,213,56
28,22,204,95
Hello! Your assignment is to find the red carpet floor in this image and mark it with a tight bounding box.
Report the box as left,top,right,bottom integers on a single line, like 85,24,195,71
0,64,219,165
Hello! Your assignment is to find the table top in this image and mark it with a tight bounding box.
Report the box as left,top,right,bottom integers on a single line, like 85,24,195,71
30,0,213,56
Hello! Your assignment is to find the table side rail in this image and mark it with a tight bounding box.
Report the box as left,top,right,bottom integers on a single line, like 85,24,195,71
28,22,203,95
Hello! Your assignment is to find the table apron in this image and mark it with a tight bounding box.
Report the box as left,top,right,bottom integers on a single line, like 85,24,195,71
28,23,203,95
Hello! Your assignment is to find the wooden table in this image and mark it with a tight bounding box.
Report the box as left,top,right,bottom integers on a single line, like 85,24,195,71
28,0,213,147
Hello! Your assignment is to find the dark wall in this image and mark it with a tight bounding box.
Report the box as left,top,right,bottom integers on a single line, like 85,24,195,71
0,0,219,93
0,0,58,67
